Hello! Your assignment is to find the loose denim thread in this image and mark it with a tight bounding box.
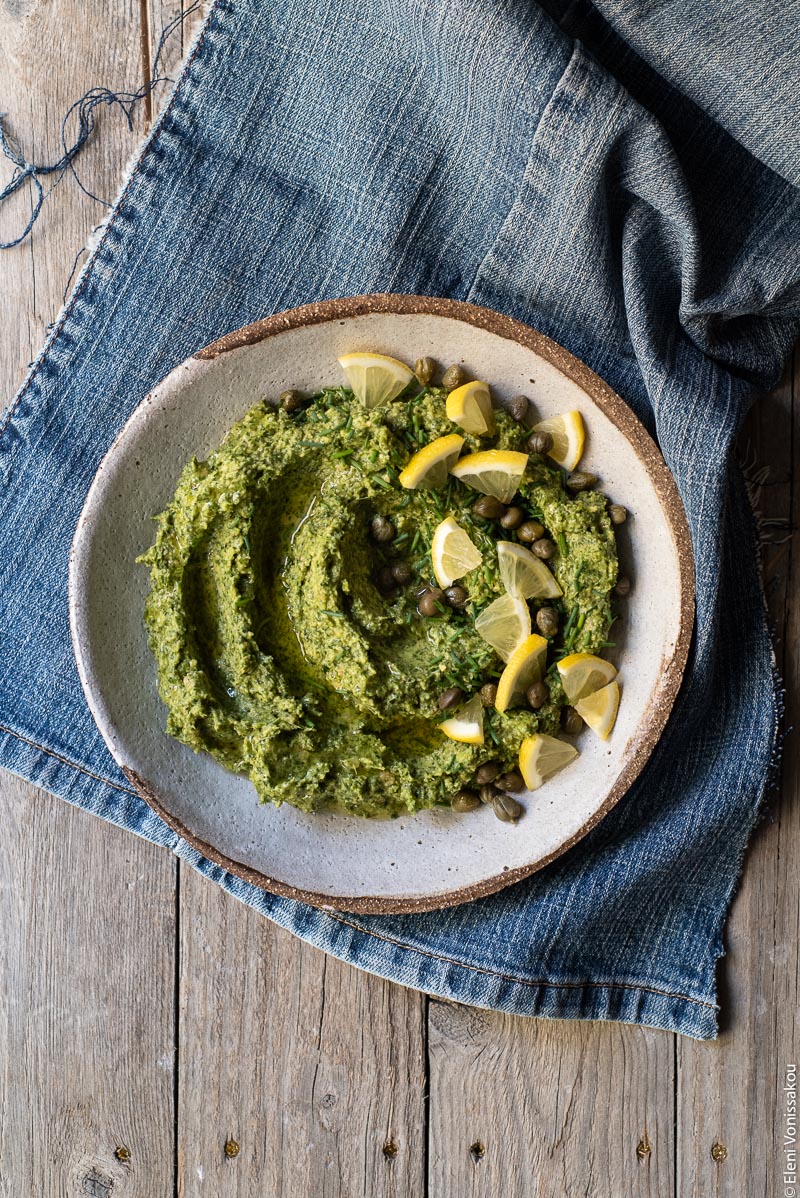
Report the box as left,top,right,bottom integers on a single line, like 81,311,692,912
0,0,204,250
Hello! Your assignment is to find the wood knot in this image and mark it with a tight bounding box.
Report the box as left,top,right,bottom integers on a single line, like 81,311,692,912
114,1147,131,1163
469,1141,485,1163
636,1132,651,1162
711,1141,728,1163
382,1137,399,1162
80,1169,113,1198
224,1139,240,1159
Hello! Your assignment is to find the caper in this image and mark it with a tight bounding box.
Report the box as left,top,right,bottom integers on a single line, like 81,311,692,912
438,686,465,711
536,607,559,637
615,576,632,596
280,389,305,413
496,770,525,793
415,356,436,386
527,680,550,709
451,788,481,813
475,760,502,786
472,495,507,520
527,430,553,455
479,682,498,707
479,784,502,805
499,506,524,530
517,520,545,543
609,503,628,525
532,537,557,559
418,587,446,617
370,514,396,543
566,471,598,492
391,560,414,586
441,364,467,391
444,585,469,608
492,793,524,823
507,394,529,422
562,707,584,735
376,565,397,594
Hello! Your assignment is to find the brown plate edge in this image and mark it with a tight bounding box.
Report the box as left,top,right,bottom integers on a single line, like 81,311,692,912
115,293,693,915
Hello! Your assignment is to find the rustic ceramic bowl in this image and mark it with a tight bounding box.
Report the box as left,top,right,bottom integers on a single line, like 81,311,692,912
69,295,694,913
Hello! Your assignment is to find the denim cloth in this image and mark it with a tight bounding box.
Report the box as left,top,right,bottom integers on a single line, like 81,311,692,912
2,0,799,1040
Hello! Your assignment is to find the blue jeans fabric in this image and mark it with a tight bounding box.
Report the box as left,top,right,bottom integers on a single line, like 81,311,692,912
2,0,799,1039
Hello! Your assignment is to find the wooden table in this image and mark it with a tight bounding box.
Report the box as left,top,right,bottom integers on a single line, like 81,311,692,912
1,6,796,1194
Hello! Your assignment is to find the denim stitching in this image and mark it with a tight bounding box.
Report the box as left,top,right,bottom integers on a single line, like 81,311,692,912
325,911,717,1009
0,721,138,796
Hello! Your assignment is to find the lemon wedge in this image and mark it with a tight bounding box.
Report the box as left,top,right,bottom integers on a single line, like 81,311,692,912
519,733,579,790
474,593,531,662
556,653,617,703
440,694,484,745
497,541,562,600
431,516,483,588
449,450,529,504
495,634,549,714
338,351,415,408
531,411,585,472
575,680,620,740
446,380,495,436
398,433,464,491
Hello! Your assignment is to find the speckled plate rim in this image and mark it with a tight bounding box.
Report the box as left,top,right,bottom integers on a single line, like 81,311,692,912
70,293,695,914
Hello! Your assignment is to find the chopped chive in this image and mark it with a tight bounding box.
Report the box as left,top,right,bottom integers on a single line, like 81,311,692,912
577,612,587,631
557,532,568,557
393,532,409,545
321,609,345,618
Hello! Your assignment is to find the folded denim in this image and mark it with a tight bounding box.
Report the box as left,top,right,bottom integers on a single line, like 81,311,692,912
2,0,799,1038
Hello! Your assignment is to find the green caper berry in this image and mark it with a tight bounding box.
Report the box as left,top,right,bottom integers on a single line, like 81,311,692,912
370,515,396,543
517,520,545,543
441,364,467,391
480,784,502,806
415,356,436,386
475,760,502,786
609,503,628,525
444,585,469,608
532,537,557,559
418,587,445,617
536,607,559,637
479,682,498,707
527,431,553,455
507,394,529,422
566,471,598,492
391,560,414,586
438,686,464,711
615,576,632,596
492,793,524,822
499,506,524,530
496,770,525,793
451,788,481,813
562,707,584,735
472,495,507,520
280,389,305,413
527,680,550,710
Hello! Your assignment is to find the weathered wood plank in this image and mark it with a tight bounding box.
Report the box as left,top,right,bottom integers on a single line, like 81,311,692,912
0,777,176,1196
428,1003,674,1196
0,4,177,1196
176,867,428,1197
676,360,796,1197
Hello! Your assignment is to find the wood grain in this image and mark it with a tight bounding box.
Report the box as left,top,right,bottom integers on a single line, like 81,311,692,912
428,1002,674,1197
0,777,176,1196
0,5,177,1196
176,867,427,1197
676,360,796,1198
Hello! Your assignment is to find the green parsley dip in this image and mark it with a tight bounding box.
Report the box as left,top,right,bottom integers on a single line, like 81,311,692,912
139,384,617,817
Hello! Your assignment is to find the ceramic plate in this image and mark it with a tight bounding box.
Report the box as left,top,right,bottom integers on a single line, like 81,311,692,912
69,295,694,913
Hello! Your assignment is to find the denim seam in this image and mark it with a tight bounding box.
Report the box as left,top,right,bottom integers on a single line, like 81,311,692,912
325,911,717,1009
0,721,137,796
0,0,226,445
